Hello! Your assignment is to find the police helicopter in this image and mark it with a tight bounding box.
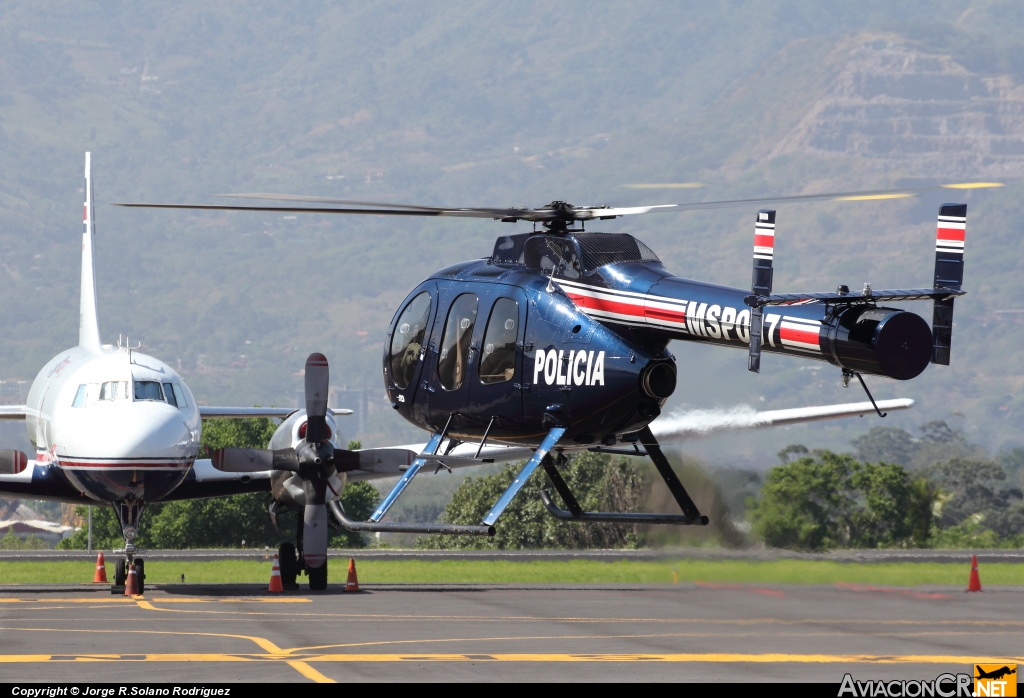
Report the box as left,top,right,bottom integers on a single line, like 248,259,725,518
119,186,973,552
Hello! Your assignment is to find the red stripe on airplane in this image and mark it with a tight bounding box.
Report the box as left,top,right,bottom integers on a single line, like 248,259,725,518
936,226,965,242
754,234,774,249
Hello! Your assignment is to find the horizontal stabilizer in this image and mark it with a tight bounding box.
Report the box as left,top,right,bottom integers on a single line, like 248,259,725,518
745,287,964,309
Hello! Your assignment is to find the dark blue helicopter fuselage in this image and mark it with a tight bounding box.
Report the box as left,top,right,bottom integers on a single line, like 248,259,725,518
383,231,933,446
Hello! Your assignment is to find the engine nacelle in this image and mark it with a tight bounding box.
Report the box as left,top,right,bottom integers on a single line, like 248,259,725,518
268,410,346,509
823,306,933,380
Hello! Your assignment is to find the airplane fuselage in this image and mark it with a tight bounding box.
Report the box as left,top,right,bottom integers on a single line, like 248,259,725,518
25,345,201,503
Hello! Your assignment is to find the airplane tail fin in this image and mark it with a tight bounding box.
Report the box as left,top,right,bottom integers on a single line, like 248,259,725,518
79,152,101,351
931,203,966,365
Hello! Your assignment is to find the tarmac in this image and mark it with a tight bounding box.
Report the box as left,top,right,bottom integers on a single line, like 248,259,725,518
0,578,1021,683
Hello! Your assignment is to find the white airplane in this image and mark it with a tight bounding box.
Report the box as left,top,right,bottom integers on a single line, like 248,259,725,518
0,155,915,592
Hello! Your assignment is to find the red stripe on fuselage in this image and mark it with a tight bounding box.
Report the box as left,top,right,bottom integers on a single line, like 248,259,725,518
780,326,820,347
566,292,645,319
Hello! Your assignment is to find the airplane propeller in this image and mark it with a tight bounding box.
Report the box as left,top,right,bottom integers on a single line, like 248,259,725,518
210,352,339,586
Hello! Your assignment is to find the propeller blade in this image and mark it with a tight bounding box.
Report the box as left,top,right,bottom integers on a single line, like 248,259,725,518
304,353,329,443
302,480,329,572
210,447,299,472
0,450,28,474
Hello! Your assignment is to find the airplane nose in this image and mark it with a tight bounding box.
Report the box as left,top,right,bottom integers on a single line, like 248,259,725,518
65,405,196,460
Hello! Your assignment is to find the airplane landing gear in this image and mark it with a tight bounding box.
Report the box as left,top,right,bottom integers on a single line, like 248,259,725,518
111,496,148,594
278,542,299,590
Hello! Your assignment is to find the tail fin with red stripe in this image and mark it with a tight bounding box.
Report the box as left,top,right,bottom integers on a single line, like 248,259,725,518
747,209,775,373
931,203,966,365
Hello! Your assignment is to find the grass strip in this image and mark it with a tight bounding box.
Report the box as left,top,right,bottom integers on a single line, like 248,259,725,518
0,558,1020,586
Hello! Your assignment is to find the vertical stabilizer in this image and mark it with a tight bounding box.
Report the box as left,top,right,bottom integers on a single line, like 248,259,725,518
747,209,775,373
931,203,966,365
79,152,101,351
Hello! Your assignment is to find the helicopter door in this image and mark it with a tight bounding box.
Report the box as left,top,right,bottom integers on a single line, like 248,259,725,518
470,291,527,428
386,287,437,415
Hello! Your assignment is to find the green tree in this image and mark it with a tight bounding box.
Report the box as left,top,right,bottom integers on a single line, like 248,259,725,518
750,451,929,551
419,451,648,550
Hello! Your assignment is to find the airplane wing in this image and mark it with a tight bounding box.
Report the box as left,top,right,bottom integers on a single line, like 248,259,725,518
648,398,914,441
0,406,30,421
198,406,352,418
345,444,536,481
160,458,273,500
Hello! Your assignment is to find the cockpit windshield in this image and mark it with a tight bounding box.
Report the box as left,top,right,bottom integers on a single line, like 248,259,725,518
134,381,165,401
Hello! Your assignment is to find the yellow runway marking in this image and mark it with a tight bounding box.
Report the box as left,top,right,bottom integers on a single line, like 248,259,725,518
836,193,915,201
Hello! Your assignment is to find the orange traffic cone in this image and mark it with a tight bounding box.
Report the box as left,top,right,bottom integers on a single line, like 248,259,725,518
268,554,283,593
967,554,982,592
93,552,107,583
124,563,139,596
345,557,360,592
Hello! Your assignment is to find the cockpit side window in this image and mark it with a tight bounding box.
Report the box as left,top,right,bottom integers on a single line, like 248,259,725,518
163,383,177,407
480,298,518,385
134,381,164,402
171,383,188,408
390,291,432,390
99,381,129,401
438,293,479,391
72,384,87,408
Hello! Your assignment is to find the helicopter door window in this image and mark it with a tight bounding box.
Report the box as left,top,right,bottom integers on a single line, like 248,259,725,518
479,298,518,385
438,293,479,391
390,291,432,390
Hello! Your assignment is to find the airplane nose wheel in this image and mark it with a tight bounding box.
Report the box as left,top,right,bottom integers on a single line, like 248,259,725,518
278,542,299,590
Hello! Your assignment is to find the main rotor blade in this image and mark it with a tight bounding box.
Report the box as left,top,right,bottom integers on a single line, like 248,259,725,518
666,183,1004,211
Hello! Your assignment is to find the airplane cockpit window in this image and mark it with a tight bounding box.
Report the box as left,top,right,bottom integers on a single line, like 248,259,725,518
390,291,432,390
163,383,178,407
171,383,188,408
72,384,88,408
438,293,479,391
134,381,165,402
99,381,129,401
479,298,518,385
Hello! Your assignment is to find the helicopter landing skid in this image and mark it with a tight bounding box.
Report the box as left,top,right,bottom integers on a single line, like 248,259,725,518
539,426,710,526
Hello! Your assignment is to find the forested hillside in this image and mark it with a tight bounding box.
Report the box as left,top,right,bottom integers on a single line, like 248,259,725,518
2,1,1024,467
